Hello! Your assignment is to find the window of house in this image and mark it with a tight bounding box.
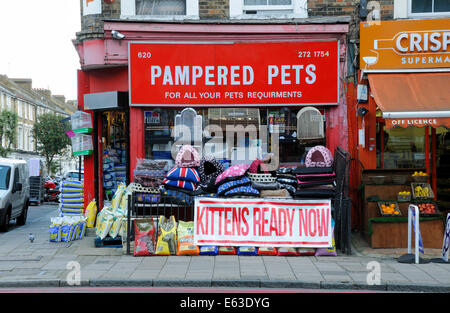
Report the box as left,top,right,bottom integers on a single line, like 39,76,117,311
18,127,23,150
136,0,186,15
409,0,450,15
231,0,307,18
18,100,22,118
6,96,11,110
121,0,199,18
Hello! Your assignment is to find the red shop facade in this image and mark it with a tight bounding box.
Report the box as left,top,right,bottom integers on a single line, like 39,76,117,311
74,20,350,212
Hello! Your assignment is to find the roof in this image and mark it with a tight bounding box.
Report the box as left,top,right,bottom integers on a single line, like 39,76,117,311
103,16,352,25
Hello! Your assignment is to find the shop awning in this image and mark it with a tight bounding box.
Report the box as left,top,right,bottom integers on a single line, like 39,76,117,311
368,73,450,129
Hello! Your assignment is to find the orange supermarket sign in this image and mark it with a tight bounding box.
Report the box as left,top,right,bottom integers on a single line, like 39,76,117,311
360,18,450,70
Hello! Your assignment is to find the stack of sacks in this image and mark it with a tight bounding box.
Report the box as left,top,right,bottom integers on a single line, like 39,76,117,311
248,158,290,199
214,163,259,198
103,156,116,195
59,180,84,216
294,145,336,199
49,216,87,243
95,183,129,240
133,159,169,188
114,164,126,184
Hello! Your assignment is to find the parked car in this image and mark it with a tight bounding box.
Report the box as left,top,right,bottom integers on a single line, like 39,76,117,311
0,158,30,232
63,170,84,182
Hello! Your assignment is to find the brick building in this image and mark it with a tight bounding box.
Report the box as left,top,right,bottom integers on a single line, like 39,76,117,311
73,0,450,242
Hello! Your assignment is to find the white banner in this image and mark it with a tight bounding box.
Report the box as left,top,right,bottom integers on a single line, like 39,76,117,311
194,198,332,248
83,0,102,16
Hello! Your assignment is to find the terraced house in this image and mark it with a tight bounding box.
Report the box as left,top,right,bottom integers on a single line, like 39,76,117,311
0,75,77,171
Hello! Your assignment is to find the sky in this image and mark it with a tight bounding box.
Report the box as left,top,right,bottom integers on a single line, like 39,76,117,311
0,0,81,101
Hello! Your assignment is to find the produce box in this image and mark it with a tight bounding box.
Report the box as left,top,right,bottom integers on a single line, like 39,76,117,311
397,191,411,202
377,201,402,216
412,201,440,217
411,183,434,199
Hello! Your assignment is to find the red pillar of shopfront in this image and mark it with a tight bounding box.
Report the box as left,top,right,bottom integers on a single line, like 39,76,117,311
78,67,129,211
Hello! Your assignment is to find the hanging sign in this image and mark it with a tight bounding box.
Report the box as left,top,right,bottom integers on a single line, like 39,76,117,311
193,198,332,248
129,41,339,107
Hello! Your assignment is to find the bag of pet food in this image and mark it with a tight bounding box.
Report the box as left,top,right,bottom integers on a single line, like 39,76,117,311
60,219,72,243
134,219,156,256
277,247,300,256
111,184,126,212
70,218,80,241
199,246,218,255
237,246,257,256
49,217,63,242
77,217,87,240
95,208,114,240
257,247,278,256
177,221,199,256
84,200,97,228
218,246,236,255
108,213,124,239
155,216,177,256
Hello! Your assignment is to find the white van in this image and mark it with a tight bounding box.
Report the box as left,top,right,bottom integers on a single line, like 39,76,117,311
0,158,30,232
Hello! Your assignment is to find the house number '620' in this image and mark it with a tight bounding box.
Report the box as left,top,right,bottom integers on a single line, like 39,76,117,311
137,52,152,59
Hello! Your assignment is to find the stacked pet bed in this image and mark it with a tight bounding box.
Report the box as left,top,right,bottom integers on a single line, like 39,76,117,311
198,155,225,193
133,159,169,188
248,158,291,198
214,163,259,198
293,145,336,199
161,145,202,204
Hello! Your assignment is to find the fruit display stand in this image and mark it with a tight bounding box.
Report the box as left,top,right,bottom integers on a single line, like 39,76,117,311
361,169,444,249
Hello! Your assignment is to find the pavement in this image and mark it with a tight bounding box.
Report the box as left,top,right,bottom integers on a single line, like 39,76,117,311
0,203,449,292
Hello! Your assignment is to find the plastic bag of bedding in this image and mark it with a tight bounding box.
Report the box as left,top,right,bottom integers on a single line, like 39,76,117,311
277,247,300,256
257,247,278,256
237,246,257,256
199,245,218,255
218,246,236,255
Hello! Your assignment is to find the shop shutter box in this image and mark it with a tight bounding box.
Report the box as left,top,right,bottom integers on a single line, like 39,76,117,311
71,111,93,134
71,134,93,156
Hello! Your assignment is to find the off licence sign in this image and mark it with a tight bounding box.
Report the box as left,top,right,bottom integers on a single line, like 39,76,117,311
128,41,339,107
194,198,332,248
